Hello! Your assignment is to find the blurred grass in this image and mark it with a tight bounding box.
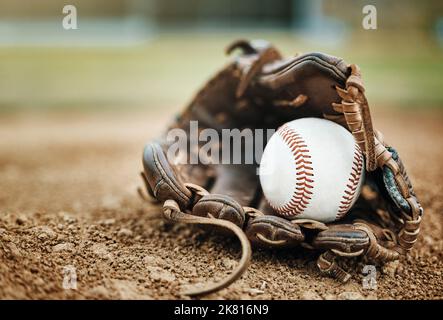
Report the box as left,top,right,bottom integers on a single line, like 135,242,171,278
0,30,442,113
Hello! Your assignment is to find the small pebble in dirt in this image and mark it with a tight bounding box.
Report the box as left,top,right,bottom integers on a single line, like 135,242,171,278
52,242,74,252
260,281,267,291
38,233,48,240
143,255,165,266
323,293,337,300
396,265,404,276
301,290,322,300
338,291,364,300
221,258,236,270
60,212,77,224
67,225,77,232
16,215,28,225
100,218,116,226
117,228,133,238
33,277,46,286
91,243,111,259
244,288,264,296
7,242,22,258
148,266,176,282
88,285,110,298
382,260,400,277
30,267,39,274
35,226,57,240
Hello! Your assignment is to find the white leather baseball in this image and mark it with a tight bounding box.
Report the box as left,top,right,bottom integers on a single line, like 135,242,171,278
259,118,365,222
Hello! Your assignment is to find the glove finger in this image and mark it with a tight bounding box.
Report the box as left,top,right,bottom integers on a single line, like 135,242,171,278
254,52,348,121
312,223,369,256
142,142,192,210
245,215,305,248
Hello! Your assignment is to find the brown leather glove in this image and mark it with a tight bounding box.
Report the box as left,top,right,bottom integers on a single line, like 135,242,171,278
140,39,423,296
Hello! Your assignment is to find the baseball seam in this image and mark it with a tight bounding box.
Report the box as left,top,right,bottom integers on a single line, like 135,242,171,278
336,144,364,220
270,124,314,217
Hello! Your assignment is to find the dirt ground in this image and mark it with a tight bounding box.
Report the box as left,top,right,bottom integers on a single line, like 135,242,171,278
0,108,442,300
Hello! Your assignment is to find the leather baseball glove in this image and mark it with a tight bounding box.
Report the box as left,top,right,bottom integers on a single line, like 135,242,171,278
140,39,423,296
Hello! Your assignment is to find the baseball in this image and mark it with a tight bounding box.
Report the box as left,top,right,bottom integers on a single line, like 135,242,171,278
259,118,365,222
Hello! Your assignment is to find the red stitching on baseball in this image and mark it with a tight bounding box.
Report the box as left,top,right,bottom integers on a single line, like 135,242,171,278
269,124,314,217
335,144,364,220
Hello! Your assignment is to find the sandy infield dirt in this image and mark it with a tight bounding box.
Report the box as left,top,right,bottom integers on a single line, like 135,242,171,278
0,109,442,300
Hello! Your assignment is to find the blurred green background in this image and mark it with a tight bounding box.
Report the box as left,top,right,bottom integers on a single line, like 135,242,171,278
0,0,442,113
